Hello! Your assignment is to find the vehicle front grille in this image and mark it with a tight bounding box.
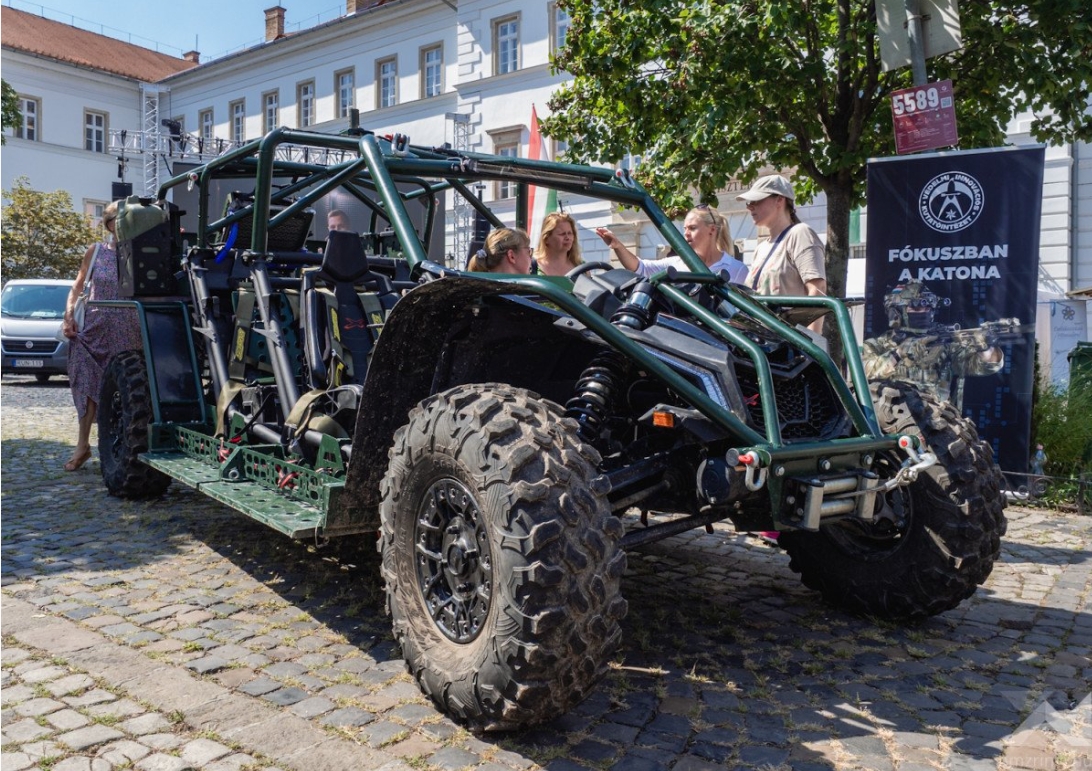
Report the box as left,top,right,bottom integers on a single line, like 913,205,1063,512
2,339,60,354
736,361,846,442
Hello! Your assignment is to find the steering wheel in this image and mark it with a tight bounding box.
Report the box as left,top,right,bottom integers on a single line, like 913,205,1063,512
565,261,614,280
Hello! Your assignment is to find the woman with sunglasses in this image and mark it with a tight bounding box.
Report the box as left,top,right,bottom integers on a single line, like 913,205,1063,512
61,200,143,471
595,205,747,283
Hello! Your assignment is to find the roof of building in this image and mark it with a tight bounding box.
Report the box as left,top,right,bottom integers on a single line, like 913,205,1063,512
0,6,197,82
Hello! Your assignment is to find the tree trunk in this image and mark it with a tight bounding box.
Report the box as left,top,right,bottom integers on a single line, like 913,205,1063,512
822,179,854,369
824,181,853,300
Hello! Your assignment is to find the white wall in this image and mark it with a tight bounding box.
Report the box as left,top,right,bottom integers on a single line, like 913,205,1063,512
4,2,1090,312
2,50,143,216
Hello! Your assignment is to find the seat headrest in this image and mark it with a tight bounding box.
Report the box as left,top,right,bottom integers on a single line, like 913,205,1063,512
321,231,370,282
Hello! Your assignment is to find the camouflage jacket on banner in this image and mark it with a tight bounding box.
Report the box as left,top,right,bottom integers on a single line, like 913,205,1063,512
862,328,1004,404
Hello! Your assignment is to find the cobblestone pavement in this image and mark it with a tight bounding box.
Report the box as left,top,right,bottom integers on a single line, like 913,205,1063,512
2,374,1091,771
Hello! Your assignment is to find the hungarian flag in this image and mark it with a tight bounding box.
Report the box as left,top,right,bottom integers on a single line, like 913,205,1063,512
527,105,557,248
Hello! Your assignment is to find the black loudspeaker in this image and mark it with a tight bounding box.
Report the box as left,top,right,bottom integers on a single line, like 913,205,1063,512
112,182,133,199
117,222,177,297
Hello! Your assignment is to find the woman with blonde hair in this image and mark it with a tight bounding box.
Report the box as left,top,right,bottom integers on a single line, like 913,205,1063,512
533,212,583,276
595,204,747,283
467,228,533,274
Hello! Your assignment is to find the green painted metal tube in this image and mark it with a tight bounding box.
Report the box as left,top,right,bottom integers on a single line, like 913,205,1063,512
462,273,766,445
760,295,879,429
357,135,430,269
654,282,783,444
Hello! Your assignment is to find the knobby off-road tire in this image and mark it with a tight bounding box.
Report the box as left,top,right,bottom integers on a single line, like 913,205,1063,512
379,383,627,731
779,379,1006,621
99,350,171,498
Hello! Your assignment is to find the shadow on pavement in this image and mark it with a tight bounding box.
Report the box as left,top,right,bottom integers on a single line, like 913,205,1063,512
3,431,1088,769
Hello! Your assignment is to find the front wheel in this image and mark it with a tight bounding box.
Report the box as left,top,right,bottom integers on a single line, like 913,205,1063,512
379,383,627,731
99,350,171,498
779,380,1006,621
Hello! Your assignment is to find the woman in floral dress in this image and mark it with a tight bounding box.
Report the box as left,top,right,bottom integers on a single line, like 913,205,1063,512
61,201,143,471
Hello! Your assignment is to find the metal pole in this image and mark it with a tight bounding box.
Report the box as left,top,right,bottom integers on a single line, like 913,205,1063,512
904,0,928,86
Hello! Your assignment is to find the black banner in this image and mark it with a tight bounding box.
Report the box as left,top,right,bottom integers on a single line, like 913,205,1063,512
864,146,1045,473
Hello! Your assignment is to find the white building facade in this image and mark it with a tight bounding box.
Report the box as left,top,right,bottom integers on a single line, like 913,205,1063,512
3,1,1090,335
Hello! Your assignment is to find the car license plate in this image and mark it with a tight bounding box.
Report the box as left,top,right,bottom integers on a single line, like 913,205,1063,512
14,359,44,368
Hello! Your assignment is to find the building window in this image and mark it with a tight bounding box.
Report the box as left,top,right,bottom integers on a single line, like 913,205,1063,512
230,99,246,143
336,69,355,118
493,15,520,75
490,128,521,199
421,45,443,99
15,96,40,140
84,111,106,153
263,91,279,134
199,109,213,143
84,200,107,229
552,137,569,162
550,3,570,52
620,152,642,173
377,57,397,109
297,81,315,127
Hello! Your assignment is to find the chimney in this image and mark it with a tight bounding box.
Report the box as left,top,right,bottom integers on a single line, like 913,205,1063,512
182,50,200,64
265,6,285,41
346,0,361,13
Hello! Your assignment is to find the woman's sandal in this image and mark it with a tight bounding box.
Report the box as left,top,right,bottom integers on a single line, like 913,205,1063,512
64,448,92,472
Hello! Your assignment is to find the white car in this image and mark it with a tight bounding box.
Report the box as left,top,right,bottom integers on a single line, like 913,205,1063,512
1,279,74,382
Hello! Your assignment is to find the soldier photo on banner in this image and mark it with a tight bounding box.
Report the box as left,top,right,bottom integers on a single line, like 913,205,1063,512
862,280,1020,411
864,146,1045,474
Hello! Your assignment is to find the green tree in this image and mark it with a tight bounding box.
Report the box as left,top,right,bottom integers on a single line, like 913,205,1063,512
546,0,1092,299
2,177,99,281
1,79,20,146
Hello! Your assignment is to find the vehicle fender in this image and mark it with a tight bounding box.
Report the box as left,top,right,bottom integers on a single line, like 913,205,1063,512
331,275,561,530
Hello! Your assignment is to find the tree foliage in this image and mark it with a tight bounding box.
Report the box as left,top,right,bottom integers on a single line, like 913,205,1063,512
1,79,20,146
2,177,99,282
546,0,1092,297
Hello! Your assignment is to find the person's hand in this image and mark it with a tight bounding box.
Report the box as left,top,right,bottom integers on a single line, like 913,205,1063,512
595,227,619,249
62,312,77,339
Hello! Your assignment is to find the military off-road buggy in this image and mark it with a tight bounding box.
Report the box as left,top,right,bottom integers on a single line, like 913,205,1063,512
98,127,1006,731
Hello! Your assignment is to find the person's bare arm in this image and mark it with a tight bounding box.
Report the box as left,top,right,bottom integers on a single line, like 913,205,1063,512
62,245,96,339
595,227,640,271
804,277,828,334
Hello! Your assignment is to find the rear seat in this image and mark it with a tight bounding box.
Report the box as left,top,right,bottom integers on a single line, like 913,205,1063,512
300,230,398,390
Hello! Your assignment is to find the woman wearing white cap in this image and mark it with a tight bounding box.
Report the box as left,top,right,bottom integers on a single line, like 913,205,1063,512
595,205,748,283
738,174,827,547
737,174,827,331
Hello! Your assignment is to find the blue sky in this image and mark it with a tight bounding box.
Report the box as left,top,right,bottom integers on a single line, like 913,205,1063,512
6,0,344,61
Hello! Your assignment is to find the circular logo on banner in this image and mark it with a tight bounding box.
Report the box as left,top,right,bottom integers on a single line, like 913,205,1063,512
918,171,984,233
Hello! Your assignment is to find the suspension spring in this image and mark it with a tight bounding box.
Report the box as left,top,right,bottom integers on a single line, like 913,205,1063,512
565,349,630,444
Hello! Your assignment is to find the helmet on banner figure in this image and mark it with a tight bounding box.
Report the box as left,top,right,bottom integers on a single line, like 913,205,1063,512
884,280,950,331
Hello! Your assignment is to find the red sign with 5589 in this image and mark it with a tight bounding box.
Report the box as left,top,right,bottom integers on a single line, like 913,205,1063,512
891,79,958,155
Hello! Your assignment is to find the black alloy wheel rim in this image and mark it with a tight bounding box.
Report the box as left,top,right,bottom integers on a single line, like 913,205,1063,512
414,478,493,643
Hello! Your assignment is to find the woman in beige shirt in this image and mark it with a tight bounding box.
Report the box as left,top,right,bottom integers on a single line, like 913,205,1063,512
737,175,827,546
738,174,827,333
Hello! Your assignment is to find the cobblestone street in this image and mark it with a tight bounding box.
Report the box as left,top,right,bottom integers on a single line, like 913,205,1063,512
2,374,1090,770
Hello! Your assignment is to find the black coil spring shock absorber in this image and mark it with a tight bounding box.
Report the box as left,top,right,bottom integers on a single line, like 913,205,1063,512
565,349,630,443
565,280,654,443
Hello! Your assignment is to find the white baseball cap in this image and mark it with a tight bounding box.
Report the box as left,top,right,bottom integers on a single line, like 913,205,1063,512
736,174,795,204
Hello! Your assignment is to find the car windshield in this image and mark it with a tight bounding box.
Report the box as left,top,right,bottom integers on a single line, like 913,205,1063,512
1,284,71,320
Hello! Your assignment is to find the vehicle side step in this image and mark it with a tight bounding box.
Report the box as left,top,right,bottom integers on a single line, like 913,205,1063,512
141,451,326,539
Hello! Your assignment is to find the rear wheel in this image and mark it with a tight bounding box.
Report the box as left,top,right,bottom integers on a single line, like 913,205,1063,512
99,350,171,498
779,380,1006,621
379,383,627,731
